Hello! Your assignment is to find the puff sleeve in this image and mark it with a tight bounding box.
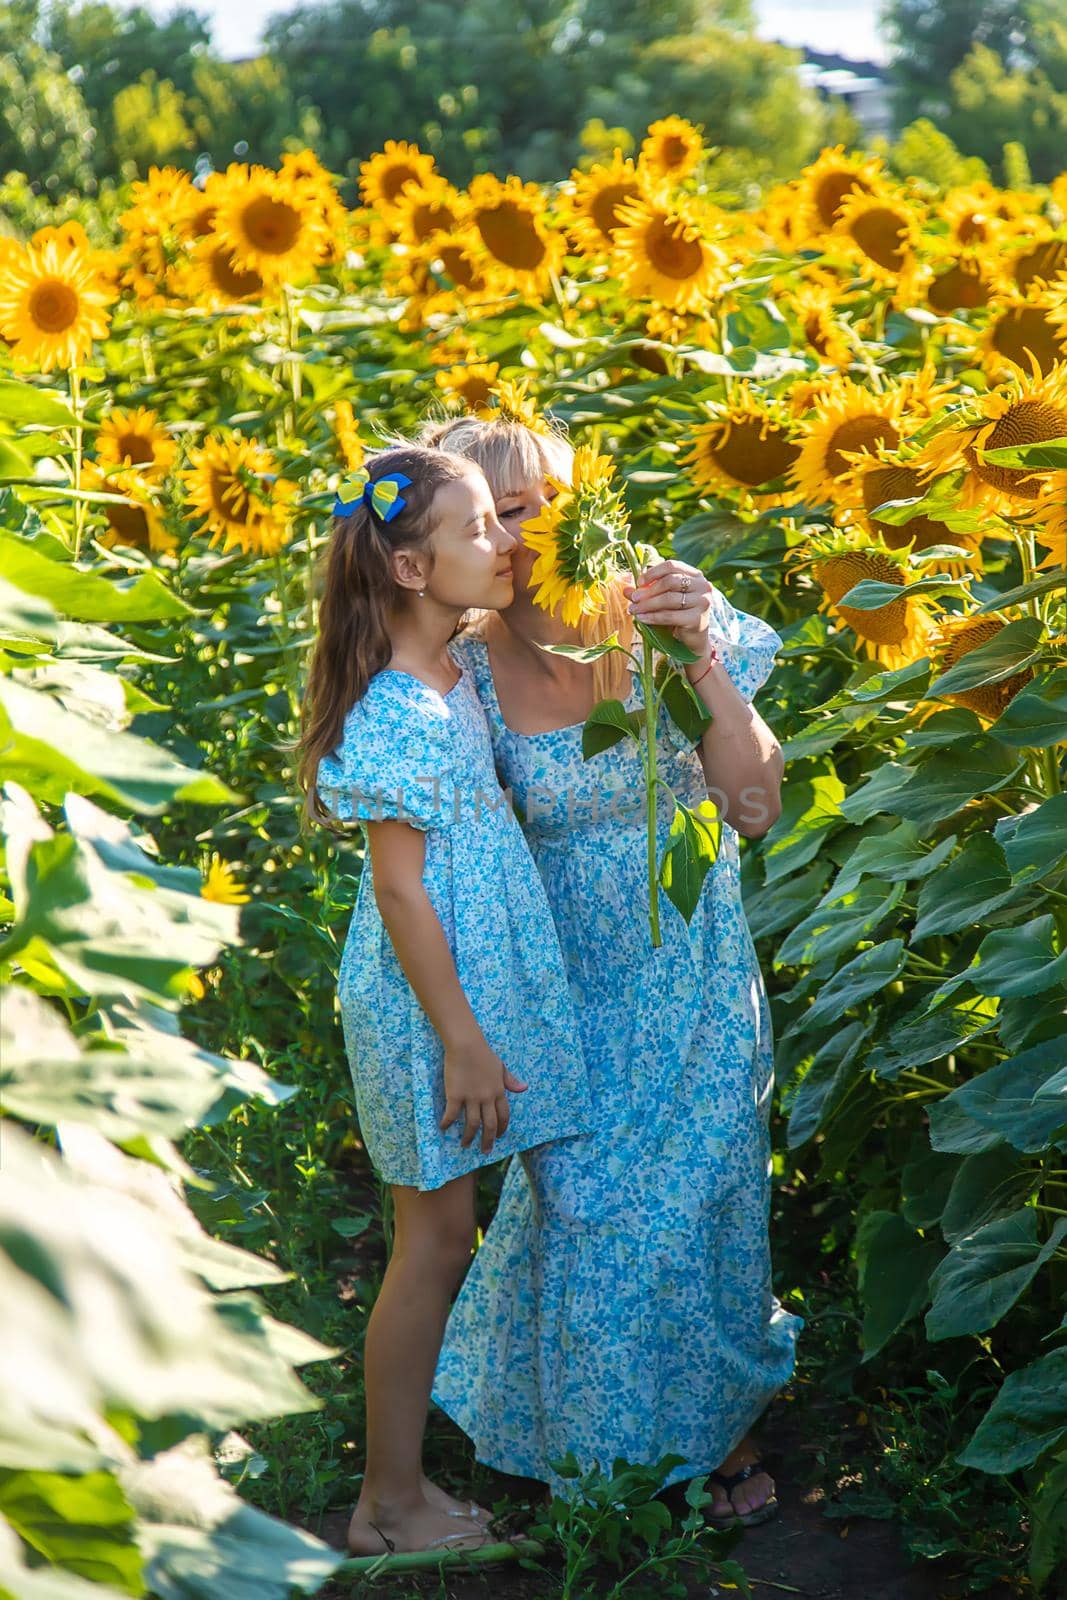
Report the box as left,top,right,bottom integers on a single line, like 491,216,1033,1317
704,587,782,704
315,676,457,831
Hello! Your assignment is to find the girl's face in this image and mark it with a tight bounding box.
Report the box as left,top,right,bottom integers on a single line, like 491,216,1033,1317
494,475,558,597
423,466,517,611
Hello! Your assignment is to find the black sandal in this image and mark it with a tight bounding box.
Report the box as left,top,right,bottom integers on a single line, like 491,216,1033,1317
707,1459,779,1528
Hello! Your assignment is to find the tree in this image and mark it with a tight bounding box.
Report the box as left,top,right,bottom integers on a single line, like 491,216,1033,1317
882,0,1035,125
0,5,96,191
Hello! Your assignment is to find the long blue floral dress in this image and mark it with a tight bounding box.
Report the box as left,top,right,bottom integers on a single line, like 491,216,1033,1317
316,655,593,1192
431,594,803,1493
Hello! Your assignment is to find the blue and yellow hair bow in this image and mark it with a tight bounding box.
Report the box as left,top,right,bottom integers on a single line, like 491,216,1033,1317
334,466,413,524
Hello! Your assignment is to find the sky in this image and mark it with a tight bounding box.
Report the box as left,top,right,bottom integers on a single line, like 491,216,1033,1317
124,0,889,66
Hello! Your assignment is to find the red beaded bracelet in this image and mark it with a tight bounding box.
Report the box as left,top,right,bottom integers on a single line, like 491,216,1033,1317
687,645,721,689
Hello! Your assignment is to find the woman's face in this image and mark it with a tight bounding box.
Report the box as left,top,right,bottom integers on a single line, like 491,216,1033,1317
494,475,558,597
423,465,518,612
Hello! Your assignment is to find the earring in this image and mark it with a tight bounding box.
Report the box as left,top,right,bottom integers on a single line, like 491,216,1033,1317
418,588,426,598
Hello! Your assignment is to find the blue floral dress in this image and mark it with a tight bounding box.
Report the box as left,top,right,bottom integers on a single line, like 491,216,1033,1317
316,653,593,1192
431,594,803,1493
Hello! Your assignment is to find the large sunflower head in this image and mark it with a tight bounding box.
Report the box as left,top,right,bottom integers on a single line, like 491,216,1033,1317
938,183,1011,249
916,363,1067,505
789,529,937,670
975,286,1067,380
833,184,923,288
96,406,177,477
521,444,630,626
612,189,727,312
182,432,296,558
435,361,502,414
359,140,438,216
927,612,1034,720
562,150,646,259
681,392,800,503
1003,230,1067,294
924,252,993,313
466,173,565,297
638,116,704,183
789,376,908,509
799,146,884,235
394,176,466,248
212,164,328,284
0,235,115,372
85,464,177,555
186,233,269,308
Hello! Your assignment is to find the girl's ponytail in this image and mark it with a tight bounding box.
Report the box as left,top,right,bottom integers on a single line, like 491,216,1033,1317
297,443,470,822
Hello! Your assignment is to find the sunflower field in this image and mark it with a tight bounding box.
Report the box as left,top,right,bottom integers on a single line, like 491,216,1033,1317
1,124,1066,1599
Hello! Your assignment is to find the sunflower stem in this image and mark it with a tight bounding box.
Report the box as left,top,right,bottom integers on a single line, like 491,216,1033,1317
1016,520,1061,797
69,366,86,560
624,542,663,948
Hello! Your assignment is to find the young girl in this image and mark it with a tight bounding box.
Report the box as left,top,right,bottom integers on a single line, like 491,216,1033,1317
297,442,593,1560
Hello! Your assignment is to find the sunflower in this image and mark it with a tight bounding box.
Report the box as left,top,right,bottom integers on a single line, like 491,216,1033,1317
799,146,884,235
435,361,501,413
1005,231,1067,293
183,432,296,558
562,150,646,258
847,458,983,577
394,177,466,248
1021,474,1067,569
175,170,227,244
789,532,937,670
786,282,856,367
360,140,438,215
118,165,196,301
85,465,176,555
757,181,817,253
682,392,800,503
522,445,628,626
927,612,1034,720
201,853,250,905
333,400,364,471
915,362,1067,507
789,376,908,509
212,165,328,284
0,235,115,372
833,185,923,289
612,190,726,312
973,286,1067,379
186,234,268,308
639,116,704,183
96,406,177,477
925,253,992,313
279,150,349,264
467,173,566,297
939,183,1011,249
484,376,555,435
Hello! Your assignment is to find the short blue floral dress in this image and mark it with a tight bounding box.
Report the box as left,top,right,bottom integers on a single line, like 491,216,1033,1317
316,652,593,1192
432,593,803,1492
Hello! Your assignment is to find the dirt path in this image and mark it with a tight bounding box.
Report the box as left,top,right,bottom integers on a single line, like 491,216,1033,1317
311,1390,1015,1599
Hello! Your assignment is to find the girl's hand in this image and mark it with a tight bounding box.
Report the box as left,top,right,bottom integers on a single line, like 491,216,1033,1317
622,558,717,660
440,1037,528,1154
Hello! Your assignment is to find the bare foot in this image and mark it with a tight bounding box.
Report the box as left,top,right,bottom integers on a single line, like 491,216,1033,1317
420,1472,493,1526
708,1434,776,1522
347,1493,491,1557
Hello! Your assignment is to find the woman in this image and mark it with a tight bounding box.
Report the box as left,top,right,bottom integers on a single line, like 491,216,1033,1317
424,410,802,1528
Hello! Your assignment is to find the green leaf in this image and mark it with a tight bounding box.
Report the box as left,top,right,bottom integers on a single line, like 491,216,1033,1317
940,1147,1037,1244
926,1210,1067,1340
900,1147,958,1229
989,668,1067,747
538,632,625,664
832,821,957,897
786,1019,870,1148
582,698,644,759
978,435,1067,468
634,620,702,664
968,916,1067,999
838,761,917,825
855,1210,941,1359
928,1037,1067,1155
1030,1454,1067,1590
0,679,236,813
658,798,721,924
846,656,931,702
0,535,193,622
761,766,845,883
911,833,1021,942
836,575,966,610
958,1348,1067,1472
995,793,1067,883
0,380,79,428
974,570,1067,614
789,940,907,1034
0,1469,143,1591
776,878,903,969
0,434,33,480
868,998,997,1079
927,616,1045,698
657,663,711,745
891,739,1024,830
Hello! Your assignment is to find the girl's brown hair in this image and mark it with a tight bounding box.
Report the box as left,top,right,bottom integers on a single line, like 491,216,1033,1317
297,443,472,823
421,413,636,701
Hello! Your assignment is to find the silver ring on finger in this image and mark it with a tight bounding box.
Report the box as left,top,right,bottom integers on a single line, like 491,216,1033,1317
679,573,693,591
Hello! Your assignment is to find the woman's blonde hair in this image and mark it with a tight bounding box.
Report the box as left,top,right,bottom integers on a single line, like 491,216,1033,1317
421,412,636,702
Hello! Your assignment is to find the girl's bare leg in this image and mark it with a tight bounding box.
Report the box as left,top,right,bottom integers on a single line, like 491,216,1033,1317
347,1173,491,1555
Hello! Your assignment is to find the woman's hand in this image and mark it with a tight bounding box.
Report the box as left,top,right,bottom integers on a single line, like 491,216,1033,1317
622,558,717,660
440,1035,528,1154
